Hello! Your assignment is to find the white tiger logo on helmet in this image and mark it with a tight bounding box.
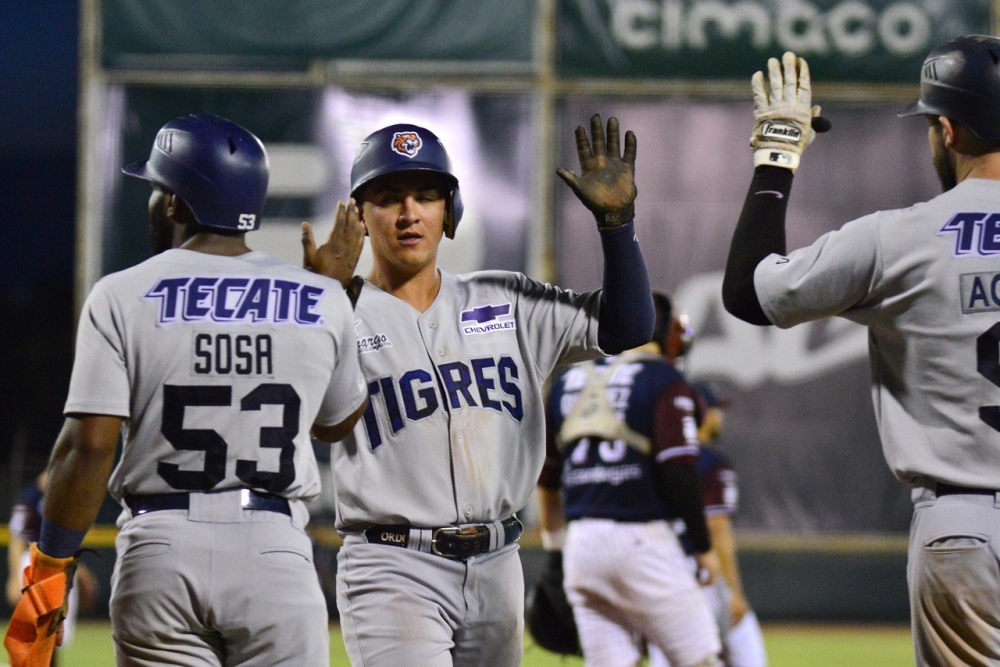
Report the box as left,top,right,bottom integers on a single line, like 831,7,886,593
391,131,422,158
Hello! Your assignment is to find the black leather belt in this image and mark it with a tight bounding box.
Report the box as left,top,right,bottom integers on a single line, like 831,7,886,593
125,490,291,517
936,483,999,497
364,516,523,560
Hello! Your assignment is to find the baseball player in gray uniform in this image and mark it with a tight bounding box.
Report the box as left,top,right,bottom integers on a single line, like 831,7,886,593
304,115,654,666
4,114,368,667
722,36,1000,665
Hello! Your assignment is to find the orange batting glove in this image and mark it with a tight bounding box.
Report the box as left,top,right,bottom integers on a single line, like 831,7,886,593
4,543,77,667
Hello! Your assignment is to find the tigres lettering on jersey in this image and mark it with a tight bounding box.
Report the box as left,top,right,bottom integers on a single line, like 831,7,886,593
331,269,604,530
362,356,523,450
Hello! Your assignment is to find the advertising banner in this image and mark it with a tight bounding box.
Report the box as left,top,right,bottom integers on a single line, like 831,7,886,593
558,0,991,81
102,0,535,69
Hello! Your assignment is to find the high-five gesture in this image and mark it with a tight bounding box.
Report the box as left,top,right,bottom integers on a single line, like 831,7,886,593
557,115,638,231
750,51,830,172
302,199,366,307
302,197,365,285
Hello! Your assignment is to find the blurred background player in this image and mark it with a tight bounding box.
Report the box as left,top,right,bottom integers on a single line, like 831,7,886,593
5,471,98,666
649,381,768,667
536,293,722,667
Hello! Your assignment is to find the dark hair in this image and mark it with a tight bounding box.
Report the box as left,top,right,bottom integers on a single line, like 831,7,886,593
930,115,1000,156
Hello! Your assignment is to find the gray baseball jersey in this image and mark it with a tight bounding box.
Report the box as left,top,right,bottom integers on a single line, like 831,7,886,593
332,269,604,531
64,248,367,504
754,178,1000,489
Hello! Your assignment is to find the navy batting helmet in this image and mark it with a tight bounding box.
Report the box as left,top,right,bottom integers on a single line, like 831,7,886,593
899,35,1000,142
350,123,464,239
122,114,269,231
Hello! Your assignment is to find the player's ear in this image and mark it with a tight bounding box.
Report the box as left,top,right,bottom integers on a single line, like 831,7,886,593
164,192,179,218
938,116,956,148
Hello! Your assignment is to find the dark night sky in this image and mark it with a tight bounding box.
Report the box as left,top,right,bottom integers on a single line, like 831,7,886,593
0,0,79,473
1,0,78,298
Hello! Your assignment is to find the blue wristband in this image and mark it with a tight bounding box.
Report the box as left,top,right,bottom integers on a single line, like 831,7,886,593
39,518,87,558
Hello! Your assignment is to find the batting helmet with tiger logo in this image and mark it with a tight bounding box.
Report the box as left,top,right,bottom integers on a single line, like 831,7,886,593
391,131,422,158
350,123,464,238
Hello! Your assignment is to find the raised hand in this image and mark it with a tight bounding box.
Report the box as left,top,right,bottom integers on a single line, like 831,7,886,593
750,51,829,172
557,114,638,231
302,198,366,288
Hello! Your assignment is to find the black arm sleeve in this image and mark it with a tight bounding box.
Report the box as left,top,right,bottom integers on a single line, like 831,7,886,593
597,220,655,354
721,166,794,325
656,464,711,554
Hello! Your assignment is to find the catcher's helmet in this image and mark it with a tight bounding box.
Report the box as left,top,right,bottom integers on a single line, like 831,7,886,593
122,114,269,231
899,35,1000,142
350,123,464,239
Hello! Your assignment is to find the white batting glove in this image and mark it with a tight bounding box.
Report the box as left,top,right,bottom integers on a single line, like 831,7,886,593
750,51,824,172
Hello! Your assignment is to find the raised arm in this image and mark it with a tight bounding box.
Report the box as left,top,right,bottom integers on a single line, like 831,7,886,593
722,52,830,325
557,114,654,353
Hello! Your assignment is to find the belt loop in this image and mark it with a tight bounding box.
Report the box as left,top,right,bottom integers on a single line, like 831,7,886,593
490,518,504,551
995,492,1000,509
409,527,430,553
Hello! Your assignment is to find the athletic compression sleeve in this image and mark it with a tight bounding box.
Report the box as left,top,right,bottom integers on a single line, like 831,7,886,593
656,464,711,554
722,166,793,325
598,220,654,353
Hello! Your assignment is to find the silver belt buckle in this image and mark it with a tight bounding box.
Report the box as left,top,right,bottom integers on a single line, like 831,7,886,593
431,526,462,557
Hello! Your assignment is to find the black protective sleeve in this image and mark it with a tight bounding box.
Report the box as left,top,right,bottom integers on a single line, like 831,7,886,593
597,220,655,354
721,166,794,325
656,464,711,554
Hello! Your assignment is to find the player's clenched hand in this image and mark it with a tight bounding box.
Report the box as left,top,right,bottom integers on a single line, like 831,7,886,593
750,51,830,172
302,199,365,289
557,114,637,231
